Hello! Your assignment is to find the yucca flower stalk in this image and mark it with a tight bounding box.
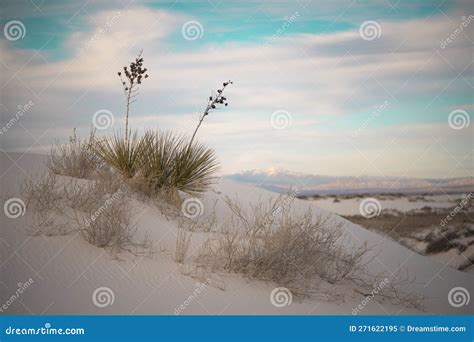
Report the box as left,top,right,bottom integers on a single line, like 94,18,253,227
117,50,149,142
189,80,233,148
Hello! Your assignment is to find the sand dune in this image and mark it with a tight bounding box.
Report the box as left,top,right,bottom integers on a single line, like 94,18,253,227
1,154,472,315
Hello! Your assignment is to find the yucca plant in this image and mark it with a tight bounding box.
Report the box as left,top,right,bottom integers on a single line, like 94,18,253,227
94,131,146,178
117,51,149,142
173,139,220,194
138,130,184,189
136,130,219,195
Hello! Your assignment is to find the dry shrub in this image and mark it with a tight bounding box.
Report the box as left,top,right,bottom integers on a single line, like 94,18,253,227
48,129,104,179
197,196,367,296
197,194,423,307
174,225,192,263
22,172,150,256
21,173,70,235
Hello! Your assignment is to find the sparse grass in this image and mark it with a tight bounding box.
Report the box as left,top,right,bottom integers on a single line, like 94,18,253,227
195,194,423,308
48,129,104,179
21,172,70,235
22,172,150,256
197,195,370,297
174,225,192,263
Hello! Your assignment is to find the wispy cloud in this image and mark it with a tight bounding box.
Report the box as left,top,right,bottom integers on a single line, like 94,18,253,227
1,0,472,178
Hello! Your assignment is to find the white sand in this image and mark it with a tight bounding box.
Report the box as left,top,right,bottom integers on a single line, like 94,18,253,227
308,195,464,216
1,153,472,315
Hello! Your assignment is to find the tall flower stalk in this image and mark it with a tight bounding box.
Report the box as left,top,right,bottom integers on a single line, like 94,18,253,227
189,81,233,148
117,51,149,142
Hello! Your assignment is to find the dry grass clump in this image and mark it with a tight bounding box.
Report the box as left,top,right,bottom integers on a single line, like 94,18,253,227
48,129,104,179
21,173,70,235
22,172,150,255
174,225,192,264
197,195,369,297
196,195,424,307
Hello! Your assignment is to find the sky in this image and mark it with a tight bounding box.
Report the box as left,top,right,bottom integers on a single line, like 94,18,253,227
0,0,473,179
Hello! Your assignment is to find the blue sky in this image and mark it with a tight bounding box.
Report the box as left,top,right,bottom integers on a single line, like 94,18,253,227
1,0,472,178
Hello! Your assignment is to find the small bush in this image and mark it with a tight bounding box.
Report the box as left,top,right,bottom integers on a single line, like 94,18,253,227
197,195,368,296
94,131,147,178
48,129,104,179
68,177,150,255
21,173,70,235
23,172,150,255
196,195,423,308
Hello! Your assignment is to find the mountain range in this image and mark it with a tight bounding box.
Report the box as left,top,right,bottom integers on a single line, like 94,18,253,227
225,169,474,195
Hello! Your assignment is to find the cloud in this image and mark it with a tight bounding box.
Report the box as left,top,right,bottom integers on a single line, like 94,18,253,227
1,2,472,178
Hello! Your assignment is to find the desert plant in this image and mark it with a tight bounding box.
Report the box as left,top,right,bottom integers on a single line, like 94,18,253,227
173,140,220,194
117,50,149,142
47,128,103,179
23,171,150,255
21,172,71,235
175,225,192,263
94,131,146,178
189,81,232,147
197,195,369,295
196,195,422,308
138,130,184,190
135,130,219,196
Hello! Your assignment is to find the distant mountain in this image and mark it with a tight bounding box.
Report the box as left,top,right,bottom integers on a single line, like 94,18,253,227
225,169,474,195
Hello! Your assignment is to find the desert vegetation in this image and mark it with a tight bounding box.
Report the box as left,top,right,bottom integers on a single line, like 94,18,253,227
22,172,150,256
18,51,424,311
48,128,105,179
179,194,424,307
28,51,227,254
